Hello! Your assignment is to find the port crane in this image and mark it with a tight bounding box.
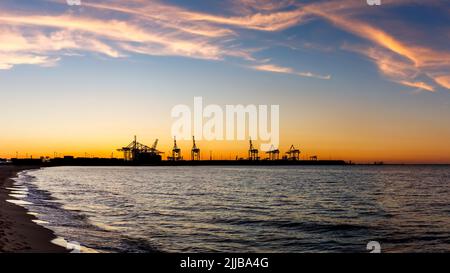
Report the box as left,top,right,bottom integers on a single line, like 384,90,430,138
117,136,163,161
265,145,280,160
248,138,259,160
191,136,201,161
286,145,300,160
168,136,183,161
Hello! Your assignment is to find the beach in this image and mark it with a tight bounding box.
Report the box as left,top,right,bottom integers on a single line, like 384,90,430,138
0,165,66,253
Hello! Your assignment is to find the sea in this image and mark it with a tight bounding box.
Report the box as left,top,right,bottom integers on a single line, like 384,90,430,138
9,165,450,253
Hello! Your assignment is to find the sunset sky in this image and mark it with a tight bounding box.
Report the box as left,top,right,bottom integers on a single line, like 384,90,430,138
0,0,449,163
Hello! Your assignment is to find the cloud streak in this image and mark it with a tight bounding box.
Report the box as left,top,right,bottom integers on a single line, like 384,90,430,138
0,26,120,69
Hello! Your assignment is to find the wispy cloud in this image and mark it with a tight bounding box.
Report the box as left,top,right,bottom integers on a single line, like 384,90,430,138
0,13,226,61
434,75,450,90
342,44,423,90
0,52,58,70
79,1,236,38
252,64,293,74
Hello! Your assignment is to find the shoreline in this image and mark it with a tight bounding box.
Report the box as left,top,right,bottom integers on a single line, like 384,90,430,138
0,165,66,253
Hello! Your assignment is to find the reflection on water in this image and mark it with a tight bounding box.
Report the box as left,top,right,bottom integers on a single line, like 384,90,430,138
11,165,450,253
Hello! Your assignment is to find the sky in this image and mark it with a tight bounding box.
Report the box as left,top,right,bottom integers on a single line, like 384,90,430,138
0,0,449,163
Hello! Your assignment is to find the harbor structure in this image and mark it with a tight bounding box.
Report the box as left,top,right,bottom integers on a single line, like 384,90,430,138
191,136,201,161
248,138,259,160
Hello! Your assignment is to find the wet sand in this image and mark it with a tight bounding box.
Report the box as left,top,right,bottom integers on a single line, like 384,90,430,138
0,165,66,253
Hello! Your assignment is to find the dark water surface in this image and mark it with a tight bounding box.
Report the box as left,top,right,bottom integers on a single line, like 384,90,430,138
12,165,450,252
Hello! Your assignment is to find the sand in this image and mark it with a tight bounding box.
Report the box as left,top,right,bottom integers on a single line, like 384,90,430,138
0,165,66,253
